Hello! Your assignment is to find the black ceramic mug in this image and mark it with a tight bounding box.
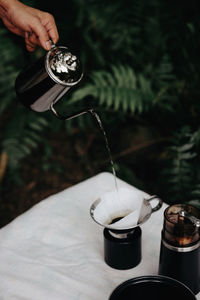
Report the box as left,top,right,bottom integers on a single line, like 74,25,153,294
109,276,196,300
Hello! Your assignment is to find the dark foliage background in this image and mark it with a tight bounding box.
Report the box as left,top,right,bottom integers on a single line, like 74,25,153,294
0,0,200,226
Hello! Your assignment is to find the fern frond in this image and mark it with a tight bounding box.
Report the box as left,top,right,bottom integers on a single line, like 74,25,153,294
161,127,199,202
1,110,48,170
68,65,154,115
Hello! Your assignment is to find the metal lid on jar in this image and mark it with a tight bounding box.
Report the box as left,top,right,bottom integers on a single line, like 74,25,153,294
45,44,83,86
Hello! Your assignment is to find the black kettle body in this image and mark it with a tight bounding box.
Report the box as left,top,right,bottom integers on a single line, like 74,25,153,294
15,42,88,120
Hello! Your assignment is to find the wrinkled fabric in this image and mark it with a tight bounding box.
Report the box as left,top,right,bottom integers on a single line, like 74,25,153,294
0,172,194,300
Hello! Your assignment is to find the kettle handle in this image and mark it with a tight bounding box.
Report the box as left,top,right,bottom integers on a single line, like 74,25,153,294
49,40,57,49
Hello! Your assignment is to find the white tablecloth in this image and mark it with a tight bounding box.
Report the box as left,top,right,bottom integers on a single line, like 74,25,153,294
0,172,199,299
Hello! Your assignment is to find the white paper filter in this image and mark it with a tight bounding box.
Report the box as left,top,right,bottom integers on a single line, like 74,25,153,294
93,187,144,230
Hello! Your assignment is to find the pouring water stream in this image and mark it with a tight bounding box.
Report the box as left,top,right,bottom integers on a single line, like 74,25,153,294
90,109,119,201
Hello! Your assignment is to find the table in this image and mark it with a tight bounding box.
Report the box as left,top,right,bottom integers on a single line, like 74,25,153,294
0,172,199,299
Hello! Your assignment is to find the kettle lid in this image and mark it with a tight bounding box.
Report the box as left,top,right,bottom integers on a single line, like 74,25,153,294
45,44,83,86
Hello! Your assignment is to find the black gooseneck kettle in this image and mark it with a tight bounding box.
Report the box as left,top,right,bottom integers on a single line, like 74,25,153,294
15,41,89,120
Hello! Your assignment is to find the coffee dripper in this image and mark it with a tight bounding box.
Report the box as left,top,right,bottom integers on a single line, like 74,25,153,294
15,41,90,120
90,187,163,269
158,203,200,295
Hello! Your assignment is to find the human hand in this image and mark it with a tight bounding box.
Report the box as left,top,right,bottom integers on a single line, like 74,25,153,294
0,0,59,52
